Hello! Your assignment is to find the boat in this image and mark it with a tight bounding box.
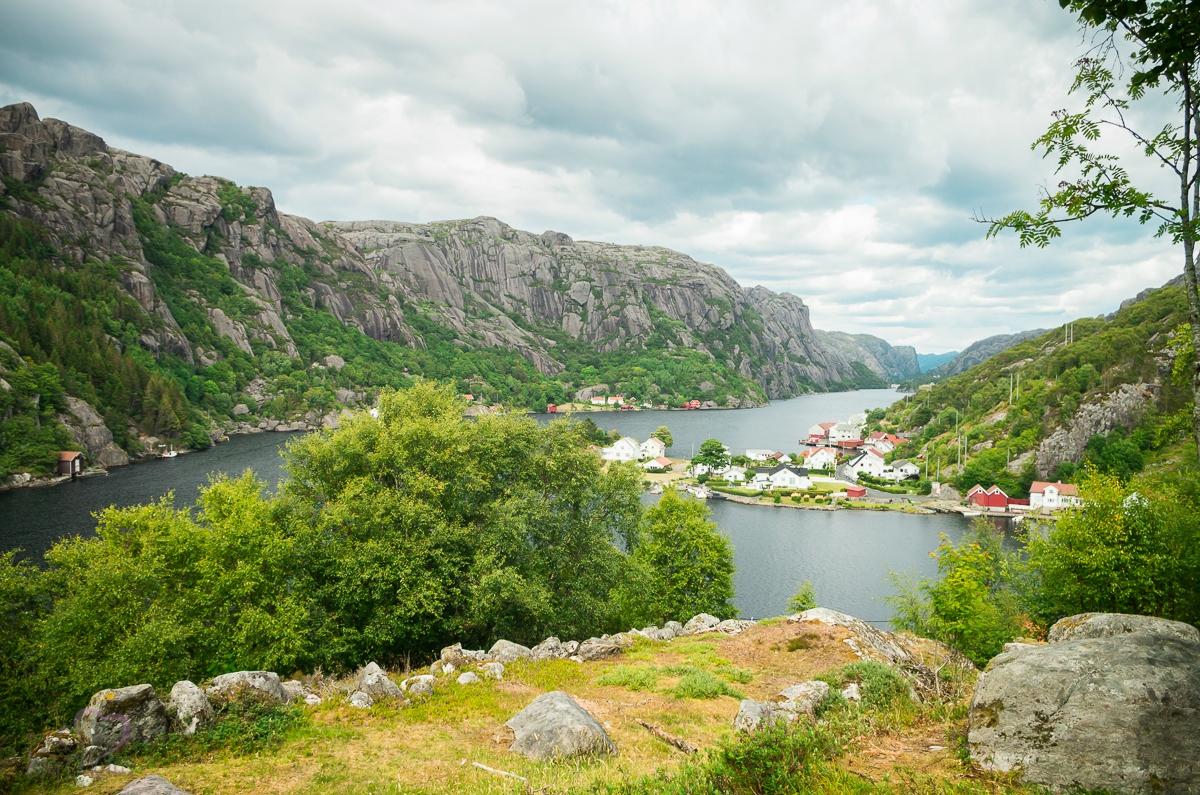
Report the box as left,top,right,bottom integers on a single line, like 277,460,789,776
160,445,178,459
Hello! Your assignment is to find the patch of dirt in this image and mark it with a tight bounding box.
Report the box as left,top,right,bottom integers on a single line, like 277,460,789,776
710,621,860,697
842,718,963,782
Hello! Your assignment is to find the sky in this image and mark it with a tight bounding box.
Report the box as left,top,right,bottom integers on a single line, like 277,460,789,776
0,0,1186,351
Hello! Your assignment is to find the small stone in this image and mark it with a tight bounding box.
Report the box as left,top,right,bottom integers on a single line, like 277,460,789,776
303,693,322,706
347,691,373,709
104,764,132,775
456,672,480,685
733,699,795,732
76,774,95,787
841,683,861,703
480,662,504,680
281,680,307,703
356,662,403,700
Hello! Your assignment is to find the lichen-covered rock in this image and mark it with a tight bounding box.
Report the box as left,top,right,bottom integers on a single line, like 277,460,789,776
487,639,532,662
506,691,615,760
480,662,504,680
733,700,795,732
347,691,373,709
166,681,212,735
530,637,576,660
280,680,307,703
75,684,170,756
355,662,403,700
575,637,624,661
713,619,756,635
682,613,721,635
778,681,830,716
968,629,1200,793
1035,384,1152,476
1046,612,1199,645
401,674,435,695
456,672,480,685
26,729,76,777
205,671,286,704
116,775,192,794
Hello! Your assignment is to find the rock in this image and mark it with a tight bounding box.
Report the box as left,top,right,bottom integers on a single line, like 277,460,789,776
303,693,322,706
1046,612,1199,645
968,629,1200,793
231,403,250,416
841,683,861,703
58,396,129,468
356,662,403,700
115,775,193,794
7,472,32,487
456,672,480,685
713,619,756,635
1001,642,1039,654
778,681,830,716
733,699,795,732
575,637,624,661
347,691,373,709
206,671,286,704
323,354,345,370
26,756,63,778
480,662,505,680
76,774,95,787
1035,384,1152,477
404,675,435,697
530,636,577,660
97,764,131,775
664,620,684,636
682,613,721,635
79,745,107,768
166,681,213,735
75,684,170,755
281,680,307,703
33,729,76,757
487,639,532,662
506,691,616,760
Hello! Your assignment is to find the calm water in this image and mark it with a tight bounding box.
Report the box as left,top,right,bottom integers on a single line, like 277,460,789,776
0,389,966,621
540,388,904,456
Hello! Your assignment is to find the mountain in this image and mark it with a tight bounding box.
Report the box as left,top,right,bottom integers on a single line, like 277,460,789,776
810,330,920,383
930,330,1048,377
916,351,958,372
875,279,1193,492
0,102,915,476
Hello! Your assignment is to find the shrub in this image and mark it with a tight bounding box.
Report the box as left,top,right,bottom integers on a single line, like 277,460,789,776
669,668,743,700
597,665,661,691
788,581,817,614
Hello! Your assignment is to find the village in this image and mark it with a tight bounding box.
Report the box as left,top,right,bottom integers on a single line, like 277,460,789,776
597,413,1083,518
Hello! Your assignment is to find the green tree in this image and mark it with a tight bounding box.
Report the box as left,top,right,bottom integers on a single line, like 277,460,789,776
693,438,730,470
651,424,673,448
984,0,1200,458
890,519,1024,666
621,489,735,625
788,581,817,614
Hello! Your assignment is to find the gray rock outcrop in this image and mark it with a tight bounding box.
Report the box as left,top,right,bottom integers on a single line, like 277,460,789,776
682,613,721,635
75,684,170,756
166,681,213,735
778,681,830,716
733,699,797,732
205,671,286,704
1046,611,1199,644
355,662,403,700
487,639,532,662
506,691,616,760
58,396,129,468
116,775,193,794
1035,384,1153,476
968,613,1200,793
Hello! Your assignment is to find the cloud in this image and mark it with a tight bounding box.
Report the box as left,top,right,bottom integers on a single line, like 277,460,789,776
0,0,1185,350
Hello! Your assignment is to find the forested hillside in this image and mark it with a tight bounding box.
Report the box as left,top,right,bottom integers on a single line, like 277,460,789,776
875,281,1195,494
0,102,914,478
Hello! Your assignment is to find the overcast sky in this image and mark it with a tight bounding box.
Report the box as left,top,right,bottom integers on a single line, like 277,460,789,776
0,1,1184,351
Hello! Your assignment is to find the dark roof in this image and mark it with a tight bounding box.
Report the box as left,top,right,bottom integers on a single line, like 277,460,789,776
753,463,810,476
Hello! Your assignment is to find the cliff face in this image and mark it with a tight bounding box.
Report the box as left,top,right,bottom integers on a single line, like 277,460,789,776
811,330,921,382
932,330,1047,377
0,101,915,452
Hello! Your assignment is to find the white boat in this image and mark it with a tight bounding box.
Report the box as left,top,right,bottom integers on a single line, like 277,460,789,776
160,445,177,459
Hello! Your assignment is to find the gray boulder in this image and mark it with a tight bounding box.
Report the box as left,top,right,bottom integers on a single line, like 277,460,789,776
733,699,795,732
205,671,285,704
714,619,756,635
507,691,616,760
356,662,403,700
682,613,721,635
530,636,566,660
347,691,373,709
488,639,533,662
456,672,480,685
664,620,684,636
75,684,170,755
1047,612,1199,645
166,681,213,735
968,629,1200,793
480,662,505,680
280,680,307,703
575,637,624,661
402,674,435,696
116,775,192,794
778,681,830,716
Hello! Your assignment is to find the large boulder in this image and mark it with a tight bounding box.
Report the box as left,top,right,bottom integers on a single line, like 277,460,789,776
75,684,170,756
488,639,532,662
778,681,830,716
506,691,616,760
116,775,193,794
166,681,213,735
574,637,624,661
205,671,286,704
1047,612,1199,645
530,636,576,660
682,613,721,635
968,615,1200,793
356,662,403,700
733,699,797,732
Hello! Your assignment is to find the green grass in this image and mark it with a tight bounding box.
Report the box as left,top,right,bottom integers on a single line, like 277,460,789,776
668,668,743,700
113,701,310,767
598,665,662,691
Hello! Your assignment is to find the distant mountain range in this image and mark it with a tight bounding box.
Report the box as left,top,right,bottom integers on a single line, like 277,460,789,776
916,351,958,372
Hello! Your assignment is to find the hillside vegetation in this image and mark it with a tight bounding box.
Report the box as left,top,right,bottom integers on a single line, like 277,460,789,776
876,281,1195,494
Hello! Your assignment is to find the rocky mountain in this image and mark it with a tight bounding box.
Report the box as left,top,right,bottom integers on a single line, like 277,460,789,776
0,102,915,475
810,330,920,382
915,350,958,372
930,329,1047,377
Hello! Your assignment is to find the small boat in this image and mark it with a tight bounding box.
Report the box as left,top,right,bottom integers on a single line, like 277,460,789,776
160,445,178,459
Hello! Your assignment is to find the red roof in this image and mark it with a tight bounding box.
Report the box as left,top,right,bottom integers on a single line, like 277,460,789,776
865,447,885,459
651,456,671,466
58,451,82,461
818,421,837,430
1030,481,1079,497
846,485,867,497
837,438,864,448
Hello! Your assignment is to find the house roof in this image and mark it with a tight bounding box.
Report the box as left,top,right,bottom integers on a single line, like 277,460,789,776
651,456,671,466
801,447,837,458
1030,481,1079,496
753,463,809,476
58,450,82,461
893,459,915,468
818,421,837,430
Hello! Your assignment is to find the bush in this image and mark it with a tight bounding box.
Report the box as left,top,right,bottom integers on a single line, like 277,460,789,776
818,661,911,712
669,668,743,700
788,581,816,614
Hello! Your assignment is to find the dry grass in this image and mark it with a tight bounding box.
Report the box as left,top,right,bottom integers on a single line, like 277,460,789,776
34,622,1010,795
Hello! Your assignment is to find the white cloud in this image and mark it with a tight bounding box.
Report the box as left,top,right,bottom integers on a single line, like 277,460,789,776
0,0,1185,350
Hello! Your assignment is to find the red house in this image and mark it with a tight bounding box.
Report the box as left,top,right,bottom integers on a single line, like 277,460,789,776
546,403,557,413
683,399,701,410
845,485,867,499
966,484,1010,511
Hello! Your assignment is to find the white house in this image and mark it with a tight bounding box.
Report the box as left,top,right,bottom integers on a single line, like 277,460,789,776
722,465,748,483
688,462,712,477
1029,481,1082,511
807,421,837,439
847,448,894,480
828,422,860,443
639,437,667,460
641,456,672,471
600,436,640,462
893,459,921,480
798,447,838,471
749,464,811,491
745,448,775,461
